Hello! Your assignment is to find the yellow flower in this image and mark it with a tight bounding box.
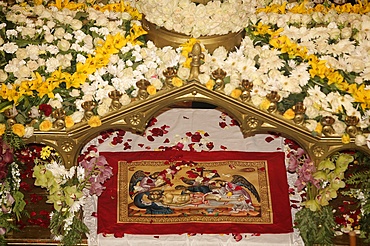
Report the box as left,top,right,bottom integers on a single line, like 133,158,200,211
147,85,157,95
65,116,75,128
205,79,215,90
315,122,323,135
230,89,242,99
0,124,6,136
283,108,295,120
341,133,351,144
172,77,183,87
12,123,25,137
39,120,53,131
259,98,271,111
88,115,102,127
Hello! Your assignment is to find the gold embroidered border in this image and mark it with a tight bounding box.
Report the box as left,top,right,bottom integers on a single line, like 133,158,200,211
118,160,273,224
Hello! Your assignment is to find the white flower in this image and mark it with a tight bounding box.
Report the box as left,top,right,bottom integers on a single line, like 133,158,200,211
177,67,190,80
2,42,18,53
0,69,8,82
71,111,85,124
119,94,131,106
355,134,367,146
23,126,34,138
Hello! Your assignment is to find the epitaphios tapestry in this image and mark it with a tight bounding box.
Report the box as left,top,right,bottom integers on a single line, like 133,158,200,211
98,151,292,235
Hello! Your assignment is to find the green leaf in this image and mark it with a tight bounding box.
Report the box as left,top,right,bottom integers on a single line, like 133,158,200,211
318,159,335,171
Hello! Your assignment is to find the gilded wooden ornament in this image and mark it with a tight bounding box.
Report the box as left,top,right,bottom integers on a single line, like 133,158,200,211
188,43,204,83
163,67,177,89
212,68,226,91
136,79,151,100
81,101,96,120
266,91,280,113
345,116,359,137
321,116,335,136
109,90,123,111
240,80,253,102
293,102,306,125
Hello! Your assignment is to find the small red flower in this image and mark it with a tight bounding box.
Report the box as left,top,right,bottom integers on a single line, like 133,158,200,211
39,104,53,116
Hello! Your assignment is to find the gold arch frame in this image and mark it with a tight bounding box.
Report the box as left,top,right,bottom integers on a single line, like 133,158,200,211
24,44,370,168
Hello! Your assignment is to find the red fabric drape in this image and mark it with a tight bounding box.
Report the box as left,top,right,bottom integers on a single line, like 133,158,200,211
98,150,293,235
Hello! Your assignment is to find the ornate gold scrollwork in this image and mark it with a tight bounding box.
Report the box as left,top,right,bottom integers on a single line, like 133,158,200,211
345,116,359,137
321,116,335,136
212,68,226,91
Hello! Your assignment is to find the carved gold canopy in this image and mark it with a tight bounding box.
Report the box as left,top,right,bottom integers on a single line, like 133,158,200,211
24,44,370,168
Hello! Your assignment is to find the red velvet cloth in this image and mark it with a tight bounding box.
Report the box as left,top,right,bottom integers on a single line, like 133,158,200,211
98,151,293,236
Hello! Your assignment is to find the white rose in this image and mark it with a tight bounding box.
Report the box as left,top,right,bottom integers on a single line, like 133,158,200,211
97,102,111,116
15,48,27,60
224,83,236,95
15,65,31,79
0,70,8,82
57,39,71,52
44,33,54,43
27,60,39,71
199,73,210,85
69,89,81,97
305,120,318,132
341,27,352,39
23,126,34,138
328,28,341,40
70,19,83,30
150,78,163,90
54,28,66,39
119,94,131,106
311,12,324,23
71,111,85,124
355,134,367,146
49,98,63,109
305,106,320,119
2,42,18,54
332,121,346,135
177,67,190,80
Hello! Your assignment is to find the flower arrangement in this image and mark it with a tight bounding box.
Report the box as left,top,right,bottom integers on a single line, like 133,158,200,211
341,152,370,242
0,138,26,245
32,145,113,246
286,140,355,245
136,0,261,38
0,0,369,244
0,0,369,146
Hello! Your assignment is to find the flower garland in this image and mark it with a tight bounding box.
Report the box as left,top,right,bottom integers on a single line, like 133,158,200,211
136,0,261,38
0,138,26,244
32,145,113,246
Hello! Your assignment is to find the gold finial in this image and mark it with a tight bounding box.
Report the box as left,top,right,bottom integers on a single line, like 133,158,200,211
188,43,204,82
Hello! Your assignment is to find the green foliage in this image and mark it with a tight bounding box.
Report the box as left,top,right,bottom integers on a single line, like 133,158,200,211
50,210,89,246
344,156,370,242
295,206,336,246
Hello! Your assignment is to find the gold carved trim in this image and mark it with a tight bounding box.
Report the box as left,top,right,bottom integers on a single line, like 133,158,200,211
23,44,370,168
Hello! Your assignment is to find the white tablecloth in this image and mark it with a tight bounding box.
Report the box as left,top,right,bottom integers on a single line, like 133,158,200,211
83,108,303,246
